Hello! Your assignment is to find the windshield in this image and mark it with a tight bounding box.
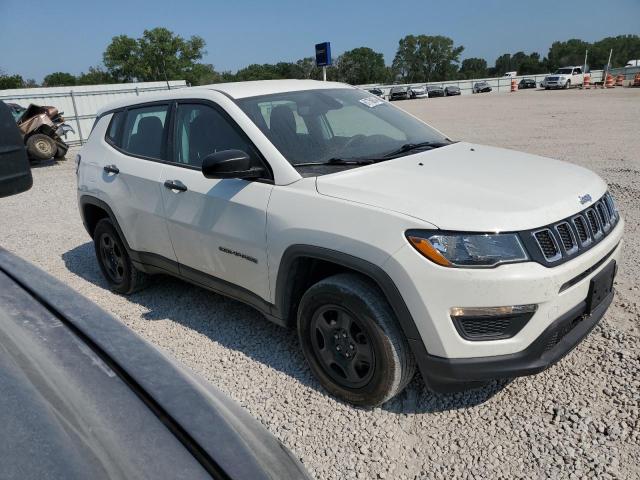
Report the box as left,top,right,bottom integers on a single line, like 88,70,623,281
237,88,448,167
555,68,573,74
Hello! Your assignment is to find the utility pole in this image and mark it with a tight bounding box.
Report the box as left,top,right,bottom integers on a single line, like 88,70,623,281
583,49,588,73
323,66,327,82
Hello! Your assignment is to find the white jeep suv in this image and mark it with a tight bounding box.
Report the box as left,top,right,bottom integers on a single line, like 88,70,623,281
77,80,623,407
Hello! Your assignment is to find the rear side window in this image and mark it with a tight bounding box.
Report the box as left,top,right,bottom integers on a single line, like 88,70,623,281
105,111,124,145
120,104,169,160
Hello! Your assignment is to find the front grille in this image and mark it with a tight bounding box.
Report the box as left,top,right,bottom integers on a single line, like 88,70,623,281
458,317,511,338
534,229,561,261
524,193,619,266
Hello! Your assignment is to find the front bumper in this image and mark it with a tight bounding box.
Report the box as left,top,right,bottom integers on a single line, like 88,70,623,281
413,284,613,391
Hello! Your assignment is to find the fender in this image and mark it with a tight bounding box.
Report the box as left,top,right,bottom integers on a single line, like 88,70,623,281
275,245,425,343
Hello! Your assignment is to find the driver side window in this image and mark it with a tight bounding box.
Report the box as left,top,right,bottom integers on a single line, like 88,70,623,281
173,103,256,168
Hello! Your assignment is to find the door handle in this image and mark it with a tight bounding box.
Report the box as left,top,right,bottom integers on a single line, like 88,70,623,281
164,180,188,192
104,164,119,174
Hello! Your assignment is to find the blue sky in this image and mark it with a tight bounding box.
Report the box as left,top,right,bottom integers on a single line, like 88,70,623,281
1,0,638,82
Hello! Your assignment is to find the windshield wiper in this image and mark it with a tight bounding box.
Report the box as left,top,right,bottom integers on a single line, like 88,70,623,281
294,157,375,167
381,141,451,159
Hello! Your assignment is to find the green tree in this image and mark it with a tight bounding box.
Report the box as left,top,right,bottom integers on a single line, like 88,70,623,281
546,39,590,71
392,35,463,82
458,57,487,79
43,72,77,87
493,52,545,75
77,66,115,85
103,28,216,85
335,47,387,85
0,73,24,89
591,35,640,68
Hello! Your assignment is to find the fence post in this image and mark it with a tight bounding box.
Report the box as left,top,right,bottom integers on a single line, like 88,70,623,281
135,86,139,96
70,90,84,145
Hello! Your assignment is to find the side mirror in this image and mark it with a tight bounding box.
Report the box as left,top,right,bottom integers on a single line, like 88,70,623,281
201,149,265,180
0,101,32,198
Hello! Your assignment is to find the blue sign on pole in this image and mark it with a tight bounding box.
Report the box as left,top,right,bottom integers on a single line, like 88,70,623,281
315,42,332,67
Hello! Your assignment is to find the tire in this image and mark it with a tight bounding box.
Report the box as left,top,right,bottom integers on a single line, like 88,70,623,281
55,142,68,159
26,133,57,160
564,80,571,89
93,218,148,294
297,273,416,407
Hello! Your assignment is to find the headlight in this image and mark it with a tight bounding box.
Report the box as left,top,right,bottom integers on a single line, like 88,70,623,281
406,231,529,268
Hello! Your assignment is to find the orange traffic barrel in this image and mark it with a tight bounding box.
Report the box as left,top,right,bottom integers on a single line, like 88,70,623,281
633,73,640,87
615,74,624,87
605,74,615,88
582,74,591,89
510,79,517,92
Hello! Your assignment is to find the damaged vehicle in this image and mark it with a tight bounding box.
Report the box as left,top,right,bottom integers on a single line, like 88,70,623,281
6,102,74,160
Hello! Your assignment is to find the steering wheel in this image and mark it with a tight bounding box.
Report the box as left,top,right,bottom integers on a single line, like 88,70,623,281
335,134,367,157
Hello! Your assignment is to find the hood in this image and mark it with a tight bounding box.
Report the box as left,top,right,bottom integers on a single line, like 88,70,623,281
315,142,607,232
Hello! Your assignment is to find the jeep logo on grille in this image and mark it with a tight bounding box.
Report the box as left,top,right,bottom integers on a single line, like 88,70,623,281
579,194,592,205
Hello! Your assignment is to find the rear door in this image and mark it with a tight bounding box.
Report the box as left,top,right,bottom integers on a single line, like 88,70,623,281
100,103,177,262
159,100,273,300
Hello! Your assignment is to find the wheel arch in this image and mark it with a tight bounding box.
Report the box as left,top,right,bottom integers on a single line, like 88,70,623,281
275,245,422,343
79,195,130,249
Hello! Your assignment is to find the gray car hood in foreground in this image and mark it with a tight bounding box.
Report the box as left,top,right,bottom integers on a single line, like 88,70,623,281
316,142,607,231
0,248,310,480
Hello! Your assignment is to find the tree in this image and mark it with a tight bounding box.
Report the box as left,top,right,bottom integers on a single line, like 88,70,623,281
546,39,590,71
458,57,487,79
77,66,114,85
43,72,77,87
392,35,463,82
493,52,545,75
591,35,640,68
335,47,387,85
103,28,216,85
0,73,24,90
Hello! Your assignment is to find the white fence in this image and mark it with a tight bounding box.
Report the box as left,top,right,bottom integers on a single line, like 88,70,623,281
0,80,187,146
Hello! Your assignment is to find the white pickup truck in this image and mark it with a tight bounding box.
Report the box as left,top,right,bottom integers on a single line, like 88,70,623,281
541,66,584,89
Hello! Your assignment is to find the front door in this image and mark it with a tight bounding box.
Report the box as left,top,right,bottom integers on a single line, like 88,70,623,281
159,101,273,300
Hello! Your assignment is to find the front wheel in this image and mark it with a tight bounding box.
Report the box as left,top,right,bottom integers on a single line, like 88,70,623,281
564,80,571,89
26,133,56,160
297,273,415,407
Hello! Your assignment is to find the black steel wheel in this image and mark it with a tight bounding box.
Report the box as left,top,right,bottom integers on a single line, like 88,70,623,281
298,273,415,407
309,304,375,389
93,218,148,294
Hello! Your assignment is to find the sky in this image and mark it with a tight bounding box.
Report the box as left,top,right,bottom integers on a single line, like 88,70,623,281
1,0,639,82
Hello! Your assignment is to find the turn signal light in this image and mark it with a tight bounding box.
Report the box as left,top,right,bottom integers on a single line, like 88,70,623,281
407,236,452,267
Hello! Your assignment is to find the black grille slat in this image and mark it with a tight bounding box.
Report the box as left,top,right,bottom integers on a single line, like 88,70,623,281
556,223,575,252
534,229,560,260
573,216,590,244
596,202,610,231
586,209,601,237
528,193,618,266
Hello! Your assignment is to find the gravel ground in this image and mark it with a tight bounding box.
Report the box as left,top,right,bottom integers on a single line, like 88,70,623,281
1,88,639,479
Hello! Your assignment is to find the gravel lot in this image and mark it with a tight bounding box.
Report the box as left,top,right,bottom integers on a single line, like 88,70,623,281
1,88,639,479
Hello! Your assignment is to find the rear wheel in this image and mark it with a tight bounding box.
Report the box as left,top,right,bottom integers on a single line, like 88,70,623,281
297,273,415,407
26,134,56,160
93,218,148,294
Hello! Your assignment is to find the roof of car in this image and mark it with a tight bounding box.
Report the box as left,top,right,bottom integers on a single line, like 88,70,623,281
97,79,353,114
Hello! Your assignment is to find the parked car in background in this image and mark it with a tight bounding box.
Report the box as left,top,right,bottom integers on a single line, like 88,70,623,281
625,60,640,67
503,71,518,78
426,85,445,97
541,66,584,89
519,78,537,89
0,100,310,480
367,87,384,97
444,85,461,96
5,102,74,160
410,85,428,98
472,81,492,93
389,85,411,100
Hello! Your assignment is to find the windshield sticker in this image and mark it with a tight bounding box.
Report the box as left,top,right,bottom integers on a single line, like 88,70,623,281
359,96,385,108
